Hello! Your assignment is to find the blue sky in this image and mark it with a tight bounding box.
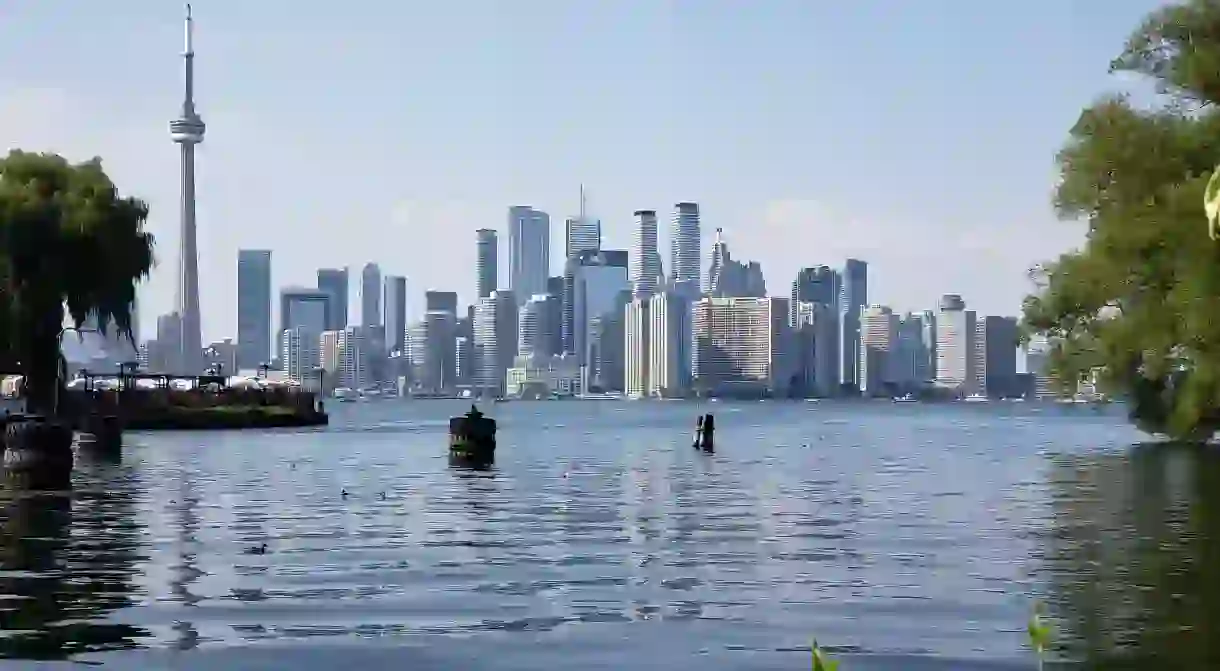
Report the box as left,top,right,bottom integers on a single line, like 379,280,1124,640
0,0,1161,341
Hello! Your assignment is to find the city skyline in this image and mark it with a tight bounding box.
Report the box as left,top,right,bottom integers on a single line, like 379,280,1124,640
0,1,1156,341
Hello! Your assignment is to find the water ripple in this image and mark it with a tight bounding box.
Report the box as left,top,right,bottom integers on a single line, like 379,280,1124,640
0,400,1174,669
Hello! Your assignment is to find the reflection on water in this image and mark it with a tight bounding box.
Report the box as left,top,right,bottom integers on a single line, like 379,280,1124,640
0,401,1201,669
1044,443,1220,668
0,460,147,659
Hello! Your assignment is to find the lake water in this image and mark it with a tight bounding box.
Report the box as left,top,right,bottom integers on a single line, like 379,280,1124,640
1,400,1217,670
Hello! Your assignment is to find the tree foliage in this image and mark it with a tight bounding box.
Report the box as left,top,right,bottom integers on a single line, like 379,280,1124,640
1023,0,1220,440
0,151,154,414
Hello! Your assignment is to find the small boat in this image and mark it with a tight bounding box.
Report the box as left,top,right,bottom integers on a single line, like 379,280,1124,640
893,393,917,403
963,394,989,403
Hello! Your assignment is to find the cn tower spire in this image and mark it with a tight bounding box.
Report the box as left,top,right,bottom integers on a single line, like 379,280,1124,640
169,3,206,373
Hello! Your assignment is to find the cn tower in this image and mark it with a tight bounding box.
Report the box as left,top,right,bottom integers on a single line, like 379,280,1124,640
169,4,205,373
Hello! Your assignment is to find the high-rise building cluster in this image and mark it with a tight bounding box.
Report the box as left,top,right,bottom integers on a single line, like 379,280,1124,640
121,9,1032,401
143,193,1026,401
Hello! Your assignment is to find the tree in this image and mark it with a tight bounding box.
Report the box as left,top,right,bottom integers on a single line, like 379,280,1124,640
1023,0,1220,441
0,151,154,415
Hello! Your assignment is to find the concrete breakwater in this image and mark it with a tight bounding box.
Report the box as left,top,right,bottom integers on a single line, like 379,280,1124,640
58,386,328,431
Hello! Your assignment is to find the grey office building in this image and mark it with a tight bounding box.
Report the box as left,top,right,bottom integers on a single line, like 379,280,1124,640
383,275,407,354
508,206,550,306
317,267,349,331
361,262,381,327
236,249,272,369
838,258,868,389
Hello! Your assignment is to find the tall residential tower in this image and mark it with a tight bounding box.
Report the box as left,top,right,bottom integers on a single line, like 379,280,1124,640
630,210,660,298
671,202,702,288
476,228,498,298
169,4,206,373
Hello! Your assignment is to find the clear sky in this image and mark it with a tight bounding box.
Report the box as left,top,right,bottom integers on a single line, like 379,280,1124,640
0,0,1162,341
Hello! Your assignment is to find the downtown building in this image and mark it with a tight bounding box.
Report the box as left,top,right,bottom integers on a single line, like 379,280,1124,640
383,275,407,354
630,209,662,299
316,267,349,331
858,304,898,397
561,249,629,388
236,249,272,370
320,326,379,391
646,288,693,397
792,300,839,397
837,258,868,392
518,293,557,357
475,228,498,299
934,294,978,396
473,290,518,397
893,311,934,389
671,202,702,288
281,327,320,384
418,291,458,393
360,262,381,328
508,206,550,306
565,212,601,260
975,315,1020,398
706,228,766,298
279,286,329,381
692,296,793,398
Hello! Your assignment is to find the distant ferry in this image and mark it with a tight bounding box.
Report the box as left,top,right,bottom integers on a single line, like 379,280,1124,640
333,387,356,402
963,394,989,403
576,392,623,400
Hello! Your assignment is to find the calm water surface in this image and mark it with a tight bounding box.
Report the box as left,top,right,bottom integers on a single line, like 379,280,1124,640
2,400,1217,669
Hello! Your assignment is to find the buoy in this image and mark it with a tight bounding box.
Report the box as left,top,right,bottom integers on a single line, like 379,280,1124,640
700,413,715,452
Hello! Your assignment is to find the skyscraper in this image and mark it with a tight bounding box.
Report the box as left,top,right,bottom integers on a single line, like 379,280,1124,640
630,210,660,298
518,294,554,358
565,185,601,260
383,275,407,354
671,202,702,288
624,298,650,399
169,5,206,373
859,304,898,396
565,217,601,260
280,287,330,335
935,294,977,395
563,249,629,367
361,262,381,327
976,315,1019,398
236,249,272,370
317,267,349,331
647,289,693,397
473,290,518,397
508,206,550,306
838,258,868,389
692,297,792,398
790,266,838,324
475,228,498,299
706,228,766,298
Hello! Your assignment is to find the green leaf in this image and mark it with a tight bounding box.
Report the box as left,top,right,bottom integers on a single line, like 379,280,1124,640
1027,602,1053,656
811,639,839,671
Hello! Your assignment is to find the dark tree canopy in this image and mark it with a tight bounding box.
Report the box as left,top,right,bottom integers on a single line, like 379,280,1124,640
1023,0,1220,440
0,150,154,414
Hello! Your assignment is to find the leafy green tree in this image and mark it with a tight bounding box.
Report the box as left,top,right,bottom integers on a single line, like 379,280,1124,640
1023,0,1220,441
0,151,154,415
